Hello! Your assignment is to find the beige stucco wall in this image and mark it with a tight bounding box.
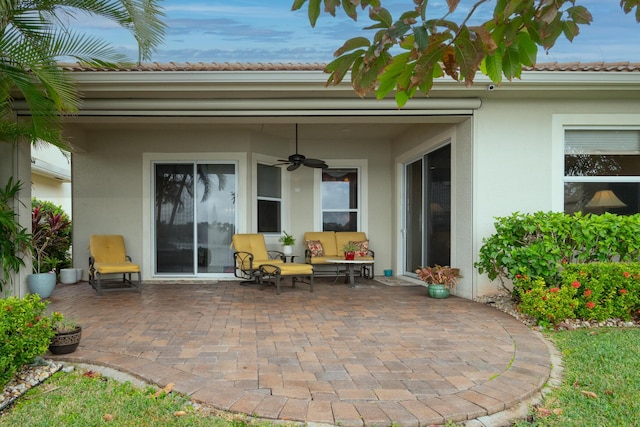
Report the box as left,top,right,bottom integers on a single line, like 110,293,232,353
71,124,404,281
473,98,640,296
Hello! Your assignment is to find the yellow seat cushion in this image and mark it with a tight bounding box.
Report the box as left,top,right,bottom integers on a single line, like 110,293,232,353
94,262,140,274
262,263,313,276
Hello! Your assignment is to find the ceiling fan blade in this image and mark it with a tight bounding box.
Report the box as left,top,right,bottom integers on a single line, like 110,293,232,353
303,158,328,168
287,163,301,171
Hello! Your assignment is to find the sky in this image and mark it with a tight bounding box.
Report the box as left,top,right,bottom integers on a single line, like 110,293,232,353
77,0,640,65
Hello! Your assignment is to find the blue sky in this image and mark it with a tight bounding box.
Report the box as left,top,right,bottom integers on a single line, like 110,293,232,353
81,0,640,64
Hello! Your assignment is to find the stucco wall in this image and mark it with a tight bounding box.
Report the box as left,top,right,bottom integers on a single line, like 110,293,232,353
473,98,640,295
71,124,399,281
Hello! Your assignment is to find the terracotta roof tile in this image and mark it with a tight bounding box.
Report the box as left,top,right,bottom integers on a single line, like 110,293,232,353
59,61,640,73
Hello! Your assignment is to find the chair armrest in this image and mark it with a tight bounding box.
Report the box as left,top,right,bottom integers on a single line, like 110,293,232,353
367,249,374,258
268,250,285,261
89,256,95,268
233,251,255,278
126,255,132,262
304,249,312,263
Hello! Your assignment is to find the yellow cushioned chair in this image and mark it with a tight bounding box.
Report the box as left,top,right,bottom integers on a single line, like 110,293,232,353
231,234,284,283
88,235,141,295
259,263,314,295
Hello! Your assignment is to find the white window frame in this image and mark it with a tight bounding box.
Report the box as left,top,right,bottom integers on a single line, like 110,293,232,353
252,154,289,241
314,159,368,232
551,115,640,211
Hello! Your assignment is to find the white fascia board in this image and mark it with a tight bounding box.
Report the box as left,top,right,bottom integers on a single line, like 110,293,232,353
31,157,71,182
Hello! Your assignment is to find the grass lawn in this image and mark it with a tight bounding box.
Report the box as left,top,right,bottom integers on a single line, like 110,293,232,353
515,327,640,427
0,367,281,427
1,328,639,426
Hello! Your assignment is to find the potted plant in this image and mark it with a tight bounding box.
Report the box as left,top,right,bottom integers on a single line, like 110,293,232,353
416,265,462,298
278,230,296,256
342,242,360,260
28,204,71,298
48,311,82,355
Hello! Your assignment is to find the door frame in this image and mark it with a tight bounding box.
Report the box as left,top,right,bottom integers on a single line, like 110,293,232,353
142,152,247,281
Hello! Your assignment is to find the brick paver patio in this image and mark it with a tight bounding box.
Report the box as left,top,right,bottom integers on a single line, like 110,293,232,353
46,278,552,426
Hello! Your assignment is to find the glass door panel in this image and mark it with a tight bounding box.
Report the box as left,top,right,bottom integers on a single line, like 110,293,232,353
155,164,195,273
426,145,451,267
154,162,236,275
403,144,451,275
196,164,236,274
404,160,423,274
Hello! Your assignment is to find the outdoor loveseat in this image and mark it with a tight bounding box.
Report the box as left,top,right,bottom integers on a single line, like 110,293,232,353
304,231,374,279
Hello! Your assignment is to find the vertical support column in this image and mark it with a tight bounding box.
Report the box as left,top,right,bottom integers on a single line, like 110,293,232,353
0,140,33,297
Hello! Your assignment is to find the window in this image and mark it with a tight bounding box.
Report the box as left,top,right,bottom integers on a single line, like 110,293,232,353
322,168,359,231
564,129,640,215
257,163,281,232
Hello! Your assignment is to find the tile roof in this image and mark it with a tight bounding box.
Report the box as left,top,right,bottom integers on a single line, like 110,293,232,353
60,61,640,73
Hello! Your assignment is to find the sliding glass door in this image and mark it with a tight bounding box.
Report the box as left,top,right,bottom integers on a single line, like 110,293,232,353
154,162,236,275
404,144,451,275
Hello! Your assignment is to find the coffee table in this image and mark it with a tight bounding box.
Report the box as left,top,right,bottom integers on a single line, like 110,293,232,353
326,259,375,287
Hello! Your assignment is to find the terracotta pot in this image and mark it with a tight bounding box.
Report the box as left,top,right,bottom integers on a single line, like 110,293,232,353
49,326,82,354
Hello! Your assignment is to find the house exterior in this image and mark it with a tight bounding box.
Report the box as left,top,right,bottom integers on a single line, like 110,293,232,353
31,145,72,217
4,61,640,298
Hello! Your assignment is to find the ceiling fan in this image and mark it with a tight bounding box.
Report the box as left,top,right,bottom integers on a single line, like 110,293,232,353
276,124,328,171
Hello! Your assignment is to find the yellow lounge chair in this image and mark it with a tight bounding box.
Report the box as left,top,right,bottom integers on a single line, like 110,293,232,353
88,235,141,295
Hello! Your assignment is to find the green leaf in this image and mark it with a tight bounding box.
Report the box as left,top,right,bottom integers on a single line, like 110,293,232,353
516,31,537,66
413,26,429,51
307,0,321,27
333,37,370,56
453,27,484,84
325,49,366,85
502,44,522,80
563,20,580,42
369,7,393,27
395,90,410,108
566,5,593,25
482,51,503,83
291,0,307,11
343,0,357,21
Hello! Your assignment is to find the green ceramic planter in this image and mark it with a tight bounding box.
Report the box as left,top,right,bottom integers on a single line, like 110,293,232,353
427,284,450,299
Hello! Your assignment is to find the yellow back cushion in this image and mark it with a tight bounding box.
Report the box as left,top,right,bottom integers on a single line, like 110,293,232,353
304,232,337,256
90,235,127,264
335,232,368,256
232,234,269,260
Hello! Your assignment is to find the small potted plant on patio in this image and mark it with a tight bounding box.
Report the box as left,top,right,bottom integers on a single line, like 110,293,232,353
28,203,71,298
341,242,359,260
278,230,296,256
48,311,82,355
416,265,462,298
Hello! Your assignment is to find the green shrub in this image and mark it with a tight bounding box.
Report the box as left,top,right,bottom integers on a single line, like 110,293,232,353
31,198,72,272
516,263,640,325
0,294,58,388
476,212,640,288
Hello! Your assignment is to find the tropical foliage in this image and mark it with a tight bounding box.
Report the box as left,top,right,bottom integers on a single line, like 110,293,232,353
475,212,640,290
0,0,166,149
516,263,640,325
0,178,31,293
0,294,57,388
293,0,640,107
31,199,72,274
